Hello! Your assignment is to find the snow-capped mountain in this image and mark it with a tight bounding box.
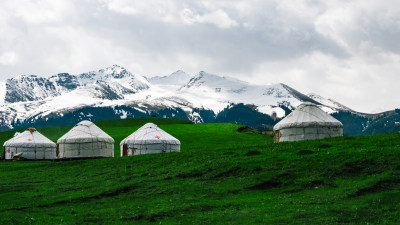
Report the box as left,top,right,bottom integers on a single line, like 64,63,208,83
0,65,355,132
5,75,64,103
78,65,150,91
177,71,326,117
4,65,149,104
149,70,191,86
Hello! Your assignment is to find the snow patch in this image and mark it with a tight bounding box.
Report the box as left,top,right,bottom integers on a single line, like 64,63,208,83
308,93,353,112
189,112,203,123
257,106,286,118
149,70,191,87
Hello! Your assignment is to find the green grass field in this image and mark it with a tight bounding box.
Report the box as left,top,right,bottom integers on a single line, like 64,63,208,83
1,118,400,224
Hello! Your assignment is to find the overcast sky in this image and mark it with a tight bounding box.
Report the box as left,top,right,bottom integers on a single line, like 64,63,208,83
1,0,400,113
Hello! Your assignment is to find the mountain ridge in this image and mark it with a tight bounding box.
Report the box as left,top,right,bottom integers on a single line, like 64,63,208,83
3,65,150,104
1,65,398,135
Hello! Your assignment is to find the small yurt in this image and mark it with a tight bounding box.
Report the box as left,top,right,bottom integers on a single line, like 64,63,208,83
3,128,57,160
120,123,180,156
57,120,114,158
273,102,343,142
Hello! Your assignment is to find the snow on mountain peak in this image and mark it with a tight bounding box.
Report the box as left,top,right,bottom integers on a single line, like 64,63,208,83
175,71,305,114
3,65,150,104
78,65,150,91
307,93,354,112
175,69,185,73
183,71,248,91
48,73,80,91
170,70,190,78
79,65,133,83
148,70,191,86
5,74,61,103
99,64,129,79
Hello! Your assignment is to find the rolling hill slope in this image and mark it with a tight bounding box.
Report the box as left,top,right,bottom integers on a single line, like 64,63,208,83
1,119,400,224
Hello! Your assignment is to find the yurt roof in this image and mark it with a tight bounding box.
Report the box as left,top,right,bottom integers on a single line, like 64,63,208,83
273,102,343,130
58,120,114,144
121,123,180,145
4,128,56,148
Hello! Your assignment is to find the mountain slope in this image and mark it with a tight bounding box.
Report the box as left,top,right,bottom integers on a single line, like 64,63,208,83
3,65,150,104
0,66,371,133
78,65,150,91
361,109,400,134
5,75,62,103
178,71,330,116
308,93,354,113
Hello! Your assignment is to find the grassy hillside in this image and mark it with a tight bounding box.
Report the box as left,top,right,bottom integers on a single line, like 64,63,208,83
1,118,400,224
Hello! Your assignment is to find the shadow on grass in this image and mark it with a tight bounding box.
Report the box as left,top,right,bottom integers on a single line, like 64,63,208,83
349,176,400,198
1,184,137,212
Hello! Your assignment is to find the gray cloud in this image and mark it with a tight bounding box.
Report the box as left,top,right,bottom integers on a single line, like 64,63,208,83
0,0,399,112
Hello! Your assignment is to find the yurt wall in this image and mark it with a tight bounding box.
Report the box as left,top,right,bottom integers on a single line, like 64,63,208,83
57,120,114,158
3,128,57,160
120,123,180,156
273,102,343,143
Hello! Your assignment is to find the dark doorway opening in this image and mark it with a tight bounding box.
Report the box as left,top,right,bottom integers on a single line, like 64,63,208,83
56,144,60,158
123,144,128,156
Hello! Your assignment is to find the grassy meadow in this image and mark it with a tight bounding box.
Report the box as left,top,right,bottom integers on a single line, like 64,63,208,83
1,118,400,224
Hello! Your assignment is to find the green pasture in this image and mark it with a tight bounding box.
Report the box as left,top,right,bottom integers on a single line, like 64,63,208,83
0,118,400,224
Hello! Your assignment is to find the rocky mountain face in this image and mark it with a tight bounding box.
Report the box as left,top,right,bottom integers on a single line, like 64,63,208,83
1,65,398,135
4,65,149,104
5,75,63,103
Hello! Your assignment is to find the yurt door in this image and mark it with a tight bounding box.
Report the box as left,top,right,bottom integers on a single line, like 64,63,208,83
274,131,280,143
5,147,11,159
122,144,128,156
56,144,60,158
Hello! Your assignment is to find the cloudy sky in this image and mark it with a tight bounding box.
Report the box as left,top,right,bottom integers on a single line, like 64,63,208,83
0,0,399,113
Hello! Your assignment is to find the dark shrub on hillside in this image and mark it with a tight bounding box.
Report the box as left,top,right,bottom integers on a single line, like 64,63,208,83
331,111,369,136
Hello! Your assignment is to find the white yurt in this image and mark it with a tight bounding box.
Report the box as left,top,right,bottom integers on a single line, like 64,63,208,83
57,120,114,158
120,123,180,156
273,102,343,142
3,128,57,160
